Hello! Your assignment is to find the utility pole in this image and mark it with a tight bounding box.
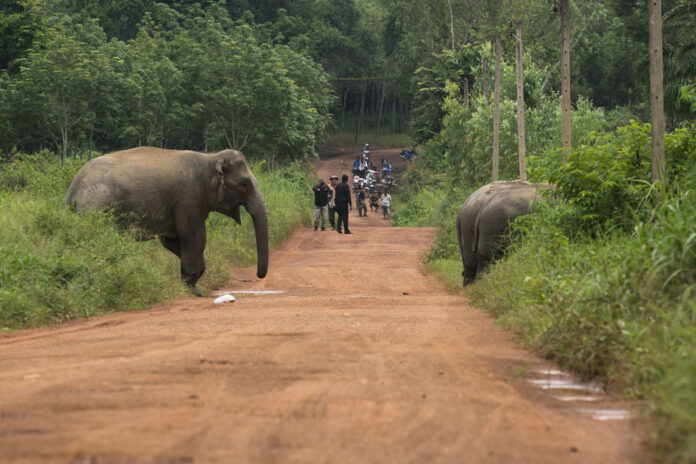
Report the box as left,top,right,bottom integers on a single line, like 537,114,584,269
649,0,665,185
514,20,526,181
560,0,572,162
492,37,501,182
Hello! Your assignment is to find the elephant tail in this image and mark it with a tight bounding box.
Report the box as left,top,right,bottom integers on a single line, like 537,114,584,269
472,211,482,255
456,215,462,253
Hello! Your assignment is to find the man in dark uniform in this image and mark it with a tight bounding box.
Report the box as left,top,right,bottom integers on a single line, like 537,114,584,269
334,174,353,234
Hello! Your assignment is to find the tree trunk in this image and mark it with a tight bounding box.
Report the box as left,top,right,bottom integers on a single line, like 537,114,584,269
371,82,376,120
447,0,456,51
354,82,366,143
483,55,490,103
649,0,665,185
561,0,572,162
515,20,527,181
89,119,95,160
376,80,386,139
61,124,68,167
391,99,396,136
340,86,349,131
492,36,501,182
463,77,469,108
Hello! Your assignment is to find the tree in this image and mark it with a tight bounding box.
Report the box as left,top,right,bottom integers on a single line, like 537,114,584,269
663,0,696,119
0,0,44,73
16,17,106,164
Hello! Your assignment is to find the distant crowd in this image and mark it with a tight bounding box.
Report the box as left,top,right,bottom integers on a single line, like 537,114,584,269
312,173,392,235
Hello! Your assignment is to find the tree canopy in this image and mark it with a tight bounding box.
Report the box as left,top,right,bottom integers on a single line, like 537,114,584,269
0,0,694,162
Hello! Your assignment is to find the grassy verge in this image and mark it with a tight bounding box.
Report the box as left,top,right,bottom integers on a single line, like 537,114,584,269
0,151,311,331
405,190,696,463
393,150,696,462
424,258,462,293
466,196,696,462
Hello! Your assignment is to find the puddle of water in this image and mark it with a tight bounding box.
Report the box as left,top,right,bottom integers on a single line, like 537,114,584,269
523,367,632,421
552,394,603,402
526,378,604,393
529,369,570,377
575,408,632,421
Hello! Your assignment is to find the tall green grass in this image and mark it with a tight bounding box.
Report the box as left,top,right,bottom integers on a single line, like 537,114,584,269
0,152,311,330
467,194,696,463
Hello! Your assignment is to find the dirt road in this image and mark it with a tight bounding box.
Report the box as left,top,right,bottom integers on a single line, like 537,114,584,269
0,149,646,463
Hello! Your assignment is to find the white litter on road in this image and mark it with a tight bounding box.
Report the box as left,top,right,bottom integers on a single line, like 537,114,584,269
213,294,237,304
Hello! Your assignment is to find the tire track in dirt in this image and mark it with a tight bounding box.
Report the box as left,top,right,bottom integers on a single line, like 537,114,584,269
0,147,647,463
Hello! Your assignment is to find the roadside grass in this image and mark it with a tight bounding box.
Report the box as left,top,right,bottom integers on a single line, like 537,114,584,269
427,194,696,464
393,160,696,462
424,258,462,293
0,152,312,330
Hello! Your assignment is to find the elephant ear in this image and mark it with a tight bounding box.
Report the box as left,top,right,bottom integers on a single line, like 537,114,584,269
215,159,226,203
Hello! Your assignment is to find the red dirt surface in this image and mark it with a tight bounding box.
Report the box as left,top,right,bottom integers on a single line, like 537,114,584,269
0,148,647,463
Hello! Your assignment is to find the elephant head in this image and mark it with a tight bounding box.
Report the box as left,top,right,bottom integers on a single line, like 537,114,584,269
211,150,269,279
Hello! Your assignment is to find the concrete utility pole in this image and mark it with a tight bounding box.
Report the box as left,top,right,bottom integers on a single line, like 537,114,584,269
560,0,572,162
649,0,666,185
514,20,526,181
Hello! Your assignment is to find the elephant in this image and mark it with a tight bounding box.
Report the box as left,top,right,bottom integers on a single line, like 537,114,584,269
65,146,268,296
456,180,550,286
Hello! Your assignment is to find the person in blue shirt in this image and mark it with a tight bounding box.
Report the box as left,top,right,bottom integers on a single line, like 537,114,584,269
352,157,361,177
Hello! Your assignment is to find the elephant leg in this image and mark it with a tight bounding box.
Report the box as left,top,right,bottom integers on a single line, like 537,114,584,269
178,234,206,297
159,236,181,257
476,245,492,277
462,265,477,286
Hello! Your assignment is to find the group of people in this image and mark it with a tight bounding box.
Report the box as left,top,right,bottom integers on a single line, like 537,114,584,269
312,174,353,234
355,188,391,220
352,156,369,178
312,174,392,234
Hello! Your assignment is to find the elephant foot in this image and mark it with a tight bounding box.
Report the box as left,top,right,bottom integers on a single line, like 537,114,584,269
188,284,203,297
462,267,477,287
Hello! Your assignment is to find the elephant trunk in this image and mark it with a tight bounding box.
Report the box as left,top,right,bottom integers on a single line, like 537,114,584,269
246,191,269,279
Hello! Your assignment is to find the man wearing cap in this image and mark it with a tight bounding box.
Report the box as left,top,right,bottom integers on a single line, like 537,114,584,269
328,175,339,230
334,174,353,234
312,178,330,231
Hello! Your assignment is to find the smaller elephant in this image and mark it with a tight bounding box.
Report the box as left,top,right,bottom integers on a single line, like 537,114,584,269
65,147,269,296
456,180,550,286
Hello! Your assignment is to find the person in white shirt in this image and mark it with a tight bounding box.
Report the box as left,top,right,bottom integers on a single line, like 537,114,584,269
380,192,391,220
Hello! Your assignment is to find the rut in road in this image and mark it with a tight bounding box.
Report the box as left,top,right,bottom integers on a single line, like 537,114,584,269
0,148,646,463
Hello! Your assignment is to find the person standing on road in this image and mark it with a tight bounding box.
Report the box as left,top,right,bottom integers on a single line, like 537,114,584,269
334,174,353,234
312,179,330,231
380,191,392,220
356,188,367,217
328,175,338,230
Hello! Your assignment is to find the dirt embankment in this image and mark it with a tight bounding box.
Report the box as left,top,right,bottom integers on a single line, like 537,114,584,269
0,148,646,463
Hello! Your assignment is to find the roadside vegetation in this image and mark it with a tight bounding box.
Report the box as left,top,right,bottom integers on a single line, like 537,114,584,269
0,152,311,331
393,41,696,464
